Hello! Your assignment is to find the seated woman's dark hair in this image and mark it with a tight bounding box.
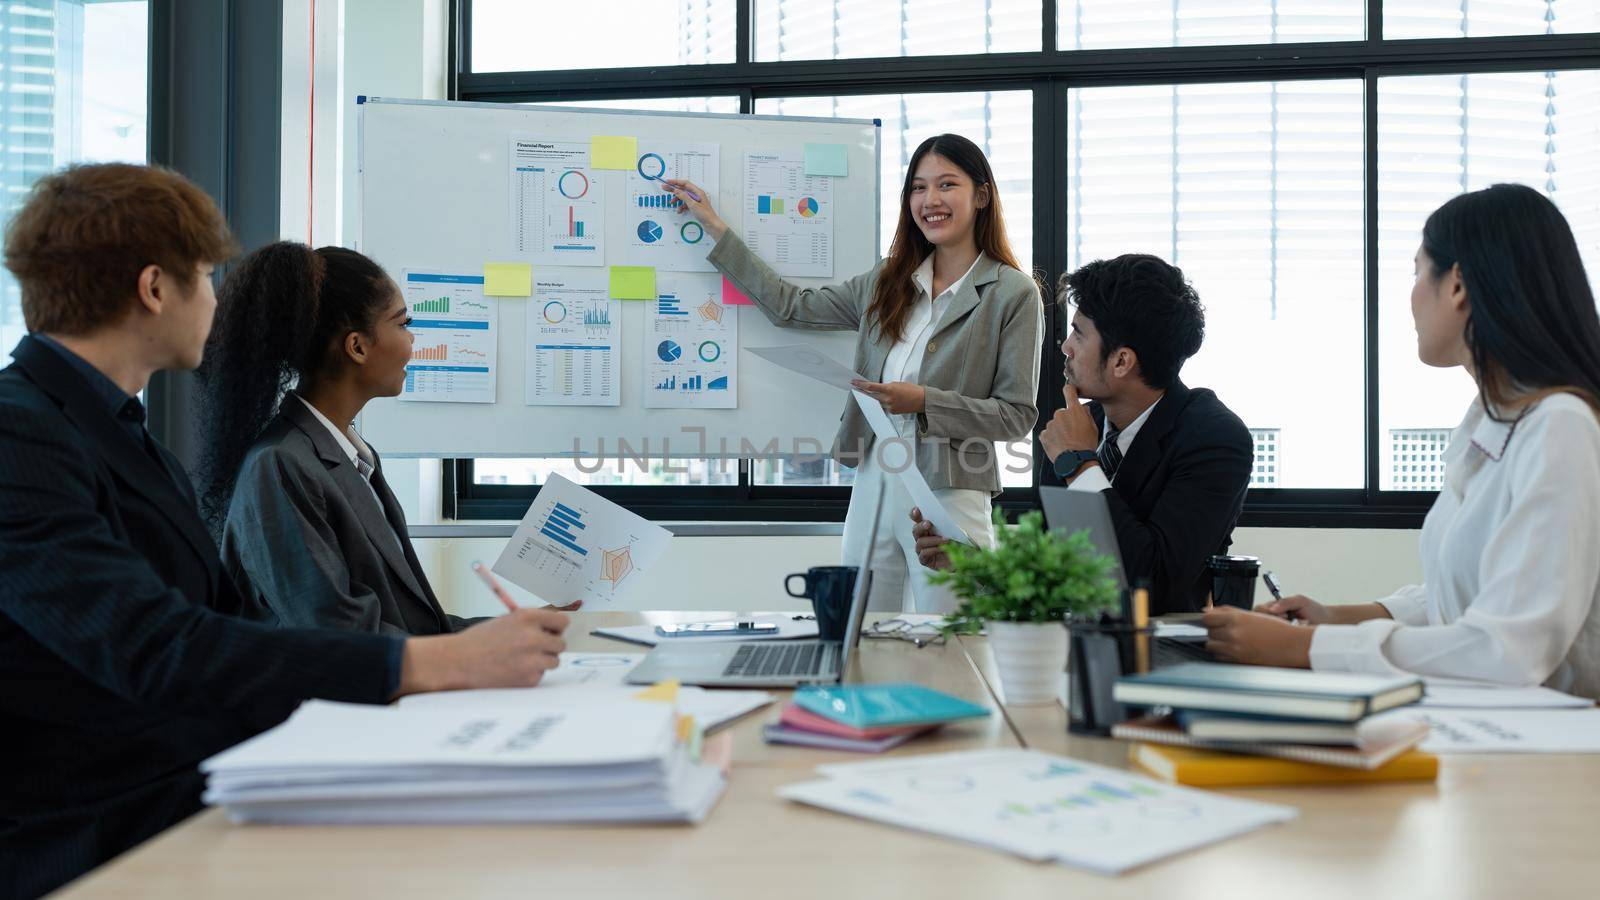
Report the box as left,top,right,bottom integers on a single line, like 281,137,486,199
194,243,394,531
1422,183,1600,418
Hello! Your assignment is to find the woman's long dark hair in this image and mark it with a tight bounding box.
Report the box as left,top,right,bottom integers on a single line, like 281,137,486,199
195,242,395,532
1422,183,1600,421
870,134,1022,344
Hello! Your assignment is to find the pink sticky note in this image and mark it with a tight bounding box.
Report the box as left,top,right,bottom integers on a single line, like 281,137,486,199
722,276,754,307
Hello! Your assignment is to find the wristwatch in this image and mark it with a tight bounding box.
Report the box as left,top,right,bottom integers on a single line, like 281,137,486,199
1053,449,1099,479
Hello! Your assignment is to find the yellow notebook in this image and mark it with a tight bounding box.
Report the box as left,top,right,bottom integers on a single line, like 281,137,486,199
1131,742,1439,787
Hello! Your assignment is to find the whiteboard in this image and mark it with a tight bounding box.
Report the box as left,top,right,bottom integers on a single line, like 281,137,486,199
356,97,880,457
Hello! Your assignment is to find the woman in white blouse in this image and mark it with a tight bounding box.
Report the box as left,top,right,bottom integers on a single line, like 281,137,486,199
1203,183,1600,699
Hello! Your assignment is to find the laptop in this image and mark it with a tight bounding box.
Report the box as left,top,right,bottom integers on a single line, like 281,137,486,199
623,498,880,688
1038,486,1214,668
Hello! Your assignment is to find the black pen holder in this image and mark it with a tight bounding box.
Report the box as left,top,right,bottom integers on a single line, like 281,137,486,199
1066,619,1156,736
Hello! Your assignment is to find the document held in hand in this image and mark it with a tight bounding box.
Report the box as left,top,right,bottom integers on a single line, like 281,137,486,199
747,343,972,546
493,473,672,610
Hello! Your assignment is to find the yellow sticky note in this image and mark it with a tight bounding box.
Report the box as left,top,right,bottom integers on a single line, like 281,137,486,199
591,135,638,170
483,262,531,297
610,265,657,300
633,680,680,704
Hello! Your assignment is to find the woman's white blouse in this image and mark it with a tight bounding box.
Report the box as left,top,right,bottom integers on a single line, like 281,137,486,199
1309,394,1600,699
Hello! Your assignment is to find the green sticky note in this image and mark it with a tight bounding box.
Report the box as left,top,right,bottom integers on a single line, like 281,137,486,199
610,266,656,300
483,262,532,297
591,135,638,170
804,143,849,177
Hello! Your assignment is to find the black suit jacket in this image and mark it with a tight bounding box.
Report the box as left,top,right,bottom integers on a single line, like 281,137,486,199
222,399,474,635
0,336,399,899
1049,380,1253,614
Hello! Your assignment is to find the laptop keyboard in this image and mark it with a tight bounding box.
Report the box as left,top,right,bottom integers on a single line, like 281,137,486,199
1153,637,1216,668
722,642,828,678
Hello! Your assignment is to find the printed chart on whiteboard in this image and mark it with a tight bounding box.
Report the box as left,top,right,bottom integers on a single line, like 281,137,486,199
491,474,672,610
626,142,720,272
509,137,605,266
742,149,834,278
400,270,496,404
644,275,737,410
526,272,620,407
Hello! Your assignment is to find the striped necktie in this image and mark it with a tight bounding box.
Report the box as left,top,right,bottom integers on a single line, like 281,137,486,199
1097,424,1124,481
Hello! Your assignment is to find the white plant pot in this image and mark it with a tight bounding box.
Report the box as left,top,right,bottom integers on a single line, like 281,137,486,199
986,620,1069,706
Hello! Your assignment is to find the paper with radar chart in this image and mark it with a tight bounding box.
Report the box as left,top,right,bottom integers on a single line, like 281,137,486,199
493,474,672,609
643,274,737,410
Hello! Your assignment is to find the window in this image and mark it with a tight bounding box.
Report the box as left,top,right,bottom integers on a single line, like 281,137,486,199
1384,0,1600,40
469,0,736,72
533,97,741,115
1250,428,1281,487
1066,80,1366,488
755,0,1042,61
1058,0,1366,50
1,0,148,355
1377,69,1600,489
755,90,1036,487
455,0,1600,525
1389,428,1450,491
755,91,1034,274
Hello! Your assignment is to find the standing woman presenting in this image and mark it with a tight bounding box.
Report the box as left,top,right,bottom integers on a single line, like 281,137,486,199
663,134,1042,613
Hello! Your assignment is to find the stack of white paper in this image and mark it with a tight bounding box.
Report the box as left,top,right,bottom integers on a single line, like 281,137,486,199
202,699,725,825
779,749,1296,874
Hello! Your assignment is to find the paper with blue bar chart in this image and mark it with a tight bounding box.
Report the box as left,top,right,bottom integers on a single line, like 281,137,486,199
626,142,719,272
492,474,672,609
643,275,737,409
782,749,1296,875
509,137,605,266
525,273,620,406
742,149,834,277
399,270,497,404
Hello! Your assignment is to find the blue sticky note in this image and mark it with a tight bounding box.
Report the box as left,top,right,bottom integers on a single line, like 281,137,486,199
804,143,849,177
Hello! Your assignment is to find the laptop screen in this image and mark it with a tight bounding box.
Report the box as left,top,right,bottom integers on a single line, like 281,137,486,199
1039,486,1128,590
836,486,882,674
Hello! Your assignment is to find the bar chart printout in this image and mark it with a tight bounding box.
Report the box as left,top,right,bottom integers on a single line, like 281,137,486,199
625,142,720,272
742,149,834,277
643,274,737,410
492,474,673,609
527,272,620,407
509,137,605,266
400,270,497,404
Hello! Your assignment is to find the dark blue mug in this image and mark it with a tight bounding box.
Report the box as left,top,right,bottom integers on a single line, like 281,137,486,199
785,565,859,642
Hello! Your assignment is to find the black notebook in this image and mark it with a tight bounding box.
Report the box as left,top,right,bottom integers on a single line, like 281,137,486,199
1113,663,1423,722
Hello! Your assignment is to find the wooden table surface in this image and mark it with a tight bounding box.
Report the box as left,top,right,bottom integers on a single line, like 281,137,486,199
52,613,1600,899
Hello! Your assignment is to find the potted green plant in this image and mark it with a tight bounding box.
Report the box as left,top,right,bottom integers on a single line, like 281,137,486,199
929,510,1120,705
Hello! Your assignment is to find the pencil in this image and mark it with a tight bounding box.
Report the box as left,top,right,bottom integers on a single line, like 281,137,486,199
471,560,519,613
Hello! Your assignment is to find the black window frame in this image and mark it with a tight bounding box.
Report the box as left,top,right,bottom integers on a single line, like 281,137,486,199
444,0,1600,528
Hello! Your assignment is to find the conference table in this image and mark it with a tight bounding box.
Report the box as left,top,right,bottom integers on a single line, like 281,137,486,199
55,612,1600,898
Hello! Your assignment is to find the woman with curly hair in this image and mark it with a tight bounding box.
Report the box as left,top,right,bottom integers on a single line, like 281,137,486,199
195,243,523,635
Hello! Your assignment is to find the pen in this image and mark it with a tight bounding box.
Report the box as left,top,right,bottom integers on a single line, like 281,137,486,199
471,560,519,613
1264,570,1297,623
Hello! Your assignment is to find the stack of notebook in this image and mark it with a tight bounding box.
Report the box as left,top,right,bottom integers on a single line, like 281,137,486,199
201,695,726,824
763,683,990,752
1111,663,1436,786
